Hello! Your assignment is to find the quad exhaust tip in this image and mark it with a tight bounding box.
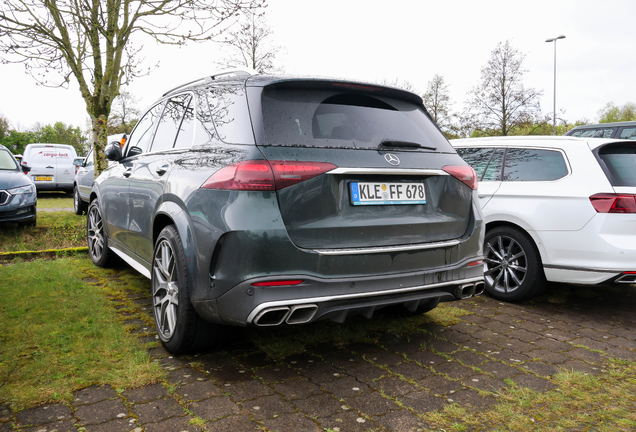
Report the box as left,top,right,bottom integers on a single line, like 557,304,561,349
253,304,318,326
455,281,485,300
253,307,290,326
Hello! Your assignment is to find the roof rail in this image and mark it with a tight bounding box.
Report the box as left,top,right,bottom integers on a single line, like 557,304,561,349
162,68,258,97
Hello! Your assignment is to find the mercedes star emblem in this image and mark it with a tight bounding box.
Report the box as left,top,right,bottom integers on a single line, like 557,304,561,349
384,153,400,166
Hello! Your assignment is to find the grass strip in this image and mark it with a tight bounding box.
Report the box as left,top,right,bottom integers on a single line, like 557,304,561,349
0,211,86,253
425,359,636,431
0,257,163,410
36,196,73,209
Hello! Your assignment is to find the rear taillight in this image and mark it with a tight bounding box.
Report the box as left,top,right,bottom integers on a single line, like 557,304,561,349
202,160,275,191
201,160,336,191
442,165,478,190
590,193,636,213
269,161,337,189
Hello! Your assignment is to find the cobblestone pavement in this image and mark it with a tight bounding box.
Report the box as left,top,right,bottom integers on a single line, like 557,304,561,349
2,280,635,431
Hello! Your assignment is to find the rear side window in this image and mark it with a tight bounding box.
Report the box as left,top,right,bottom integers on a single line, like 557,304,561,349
503,148,568,181
206,85,255,144
261,87,453,151
456,147,495,179
569,128,614,138
619,127,636,140
483,149,504,181
598,143,636,186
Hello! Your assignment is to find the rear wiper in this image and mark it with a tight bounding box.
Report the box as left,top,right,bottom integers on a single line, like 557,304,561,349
380,140,437,151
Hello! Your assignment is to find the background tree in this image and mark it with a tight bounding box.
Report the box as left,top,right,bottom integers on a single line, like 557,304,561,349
0,114,10,141
0,0,264,175
217,7,281,73
108,90,141,135
33,122,88,155
598,102,636,123
422,74,453,132
464,40,542,136
0,130,36,155
379,78,418,93
0,121,87,155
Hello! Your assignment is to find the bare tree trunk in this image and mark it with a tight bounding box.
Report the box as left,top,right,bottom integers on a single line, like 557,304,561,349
91,113,109,174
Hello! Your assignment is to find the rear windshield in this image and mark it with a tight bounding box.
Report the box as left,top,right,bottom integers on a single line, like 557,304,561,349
0,150,18,170
260,87,453,151
598,143,636,186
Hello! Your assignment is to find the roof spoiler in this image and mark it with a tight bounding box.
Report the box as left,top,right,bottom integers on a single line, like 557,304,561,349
162,68,258,97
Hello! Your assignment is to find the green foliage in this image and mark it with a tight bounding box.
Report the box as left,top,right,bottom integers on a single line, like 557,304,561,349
598,102,636,123
0,121,88,156
0,130,37,155
0,114,9,140
33,122,89,155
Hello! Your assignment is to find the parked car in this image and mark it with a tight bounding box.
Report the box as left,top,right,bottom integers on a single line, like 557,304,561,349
73,150,93,215
21,143,78,192
73,157,85,174
564,121,636,140
0,144,37,226
87,69,485,353
74,136,125,215
452,136,636,301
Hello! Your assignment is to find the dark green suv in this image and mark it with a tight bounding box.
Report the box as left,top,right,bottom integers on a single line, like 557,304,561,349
87,70,485,353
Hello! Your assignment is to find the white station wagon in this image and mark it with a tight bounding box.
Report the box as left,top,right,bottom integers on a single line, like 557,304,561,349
452,136,636,301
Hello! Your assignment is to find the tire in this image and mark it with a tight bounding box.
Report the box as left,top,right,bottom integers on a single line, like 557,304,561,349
87,199,113,267
74,186,88,215
483,226,546,302
152,225,218,353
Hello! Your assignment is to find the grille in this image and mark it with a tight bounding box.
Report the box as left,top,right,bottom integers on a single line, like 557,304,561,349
0,191,9,205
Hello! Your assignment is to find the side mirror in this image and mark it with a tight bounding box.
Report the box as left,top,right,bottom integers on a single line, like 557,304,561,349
105,141,123,161
22,165,32,174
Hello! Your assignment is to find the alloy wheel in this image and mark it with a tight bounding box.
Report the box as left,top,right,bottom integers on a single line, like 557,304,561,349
87,204,105,261
152,239,180,341
484,235,528,294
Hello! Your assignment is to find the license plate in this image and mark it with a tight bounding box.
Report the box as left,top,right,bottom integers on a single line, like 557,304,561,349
350,182,426,205
34,176,53,181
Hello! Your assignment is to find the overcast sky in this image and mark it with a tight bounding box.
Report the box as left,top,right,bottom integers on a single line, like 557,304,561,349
2,0,636,132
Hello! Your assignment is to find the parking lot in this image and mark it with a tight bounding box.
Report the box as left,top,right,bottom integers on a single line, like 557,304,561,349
3,269,635,432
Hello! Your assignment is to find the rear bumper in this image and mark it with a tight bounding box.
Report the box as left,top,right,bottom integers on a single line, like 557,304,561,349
192,258,485,326
33,183,73,191
538,213,636,284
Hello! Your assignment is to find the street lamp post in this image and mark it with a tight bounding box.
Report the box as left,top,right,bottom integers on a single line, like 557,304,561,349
546,35,566,135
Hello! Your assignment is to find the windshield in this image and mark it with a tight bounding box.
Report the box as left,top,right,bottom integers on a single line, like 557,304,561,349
0,150,18,170
261,86,453,151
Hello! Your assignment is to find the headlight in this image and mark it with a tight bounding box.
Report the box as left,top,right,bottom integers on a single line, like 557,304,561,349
8,184,35,195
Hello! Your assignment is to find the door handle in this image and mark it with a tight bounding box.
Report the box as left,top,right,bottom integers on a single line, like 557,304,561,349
46,166,54,169
123,168,132,178
478,194,487,198
156,164,169,176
